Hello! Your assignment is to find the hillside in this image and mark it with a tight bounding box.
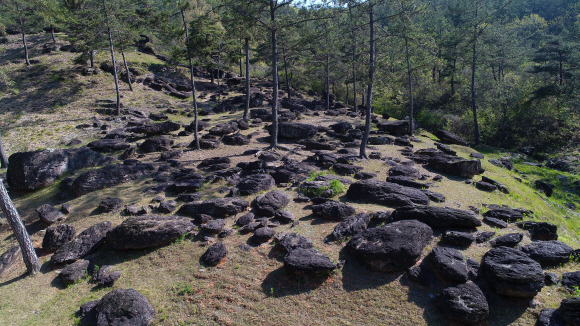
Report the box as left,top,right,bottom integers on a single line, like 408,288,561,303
1,32,580,326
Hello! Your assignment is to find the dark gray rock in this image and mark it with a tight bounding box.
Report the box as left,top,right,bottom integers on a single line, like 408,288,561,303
253,227,276,243
545,272,560,286
354,172,377,180
93,289,155,326
483,209,526,222
157,201,176,214
36,204,65,224
60,260,89,285
252,190,291,217
209,123,239,136
427,155,483,178
470,152,484,159
201,242,228,266
437,281,489,323
202,219,225,234
0,246,21,276
98,198,122,213
235,212,254,226
276,233,314,252
480,246,544,297
178,198,248,219
174,178,203,193
311,200,356,221
139,137,174,153
93,265,122,287
441,231,475,247
329,213,370,241
52,221,113,264
390,206,481,229
223,133,251,146
42,224,76,251
421,190,446,203
560,297,580,326
521,241,574,267
430,247,469,283
108,216,195,250
435,130,468,146
562,271,580,290
347,220,433,272
332,163,363,176
87,139,131,153
346,179,430,207
483,216,508,228
71,164,156,196
537,308,565,326
275,123,318,139
489,157,513,170
476,231,495,243
490,233,523,247
376,120,409,134
476,181,497,191
388,165,421,179
7,147,114,191
274,210,295,223
236,174,275,196
127,121,180,135
517,221,558,241
284,248,336,274
386,176,429,189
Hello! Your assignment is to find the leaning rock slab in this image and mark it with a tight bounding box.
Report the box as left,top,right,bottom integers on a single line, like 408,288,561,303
521,241,574,267
311,201,356,221
437,281,489,323
177,198,249,219
42,224,76,251
284,248,336,274
252,190,291,217
0,246,21,276
60,260,89,285
390,206,481,229
427,155,483,178
71,164,156,196
108,215,195,250
52,221,113,264
36,204,65,224
429,247,469,283
346,179,430,207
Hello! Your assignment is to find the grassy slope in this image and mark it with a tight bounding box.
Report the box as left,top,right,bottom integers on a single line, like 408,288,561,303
1,33,580,326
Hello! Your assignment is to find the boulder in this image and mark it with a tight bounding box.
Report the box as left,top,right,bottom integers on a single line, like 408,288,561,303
7,147,114,191
429,247,469,283
311,200,356,221
386,176,428,189
276,233,314,252
329,213,371,241
222,133,251,146
209,123,238,136
483,216,508,228
71,164,156,196
517,221,558,241
42,224,76,251
0,246,22,276
174,178,203,193
559,297,580,326
87,139,131,153
177,198,249,219
139,137,174,153
476,181,496,191
490,233,523,247
253,227,276,243
476,231,495,244
202,219,225,234
390,206,481,229
368,136,393,145
252,190,291,217
437,282,489,323
235,212,254,226
198,157,230,170
488,157,513,170
36,204,65,224
93,265,122,287
480,246,544,298
421,190,446,203
236,174,275,196
561,271,580,290
284,248,336,274
297,140,337,150
201,242,228,267
52,221,113,264
60,260,89,285
347,220,433,272
346,179,430,207
376,120,409,134
435,130,468,146
521,241,574,267
440,231,475,247
89,289,155,326
482,208,525,222
127,121,180,135
98,198,122,213
536,180,555,197
108,216,195,250
275,123,318,139
536,308,564,326
427,155,483,178
332,163,363,176
274,210,295,223
388,165,421,179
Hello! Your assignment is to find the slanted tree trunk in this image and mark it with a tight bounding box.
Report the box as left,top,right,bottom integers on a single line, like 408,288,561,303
17,4,30,66
103,0,121,115
181,8,200,150
121,50,133,92
51,26,56,43
0,179,40,275
0,134,8,168
404,25,414,136
243,38,250,122
244,38,250,122
471,0,480,145
269,0,279,149
360,5,375,160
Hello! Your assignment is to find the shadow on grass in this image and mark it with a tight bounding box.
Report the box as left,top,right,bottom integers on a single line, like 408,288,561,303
260,266,331,298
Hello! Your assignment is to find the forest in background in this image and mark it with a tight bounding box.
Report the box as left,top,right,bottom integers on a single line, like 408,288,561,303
1,0,579,156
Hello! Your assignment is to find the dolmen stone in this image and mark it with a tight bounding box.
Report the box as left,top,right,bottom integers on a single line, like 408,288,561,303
236,174,275,196
329,213,371,241
71,164,156,196
482,208,525,222
437,281,489,323
252,190,291,217
490,233,523,247
427,155,483,178
60,259,89,285
81,289,155,326
276,233,314,252
390,206,481,229
347,220,433,272
202,219,225,234
139,137,174,153
429,247,469,283
284,248,336,274
480,246,544,297
517,221,558,241
275,123,318,139
36,204,65,224
376,120,409,134
201,242,228,267
108,215,195,250
0,246,21,276
435,130,468,146
178,198,249,219
223,133,250,146
87,139,131,153
42,224,76,251
521,241,574,267
98,198,122,213
346,179,430,207
127,121,180,135
311,200,356,221
440,231,475,247
52,221,113,264
93,265,122,287
7,147,113,190
253,227,276,243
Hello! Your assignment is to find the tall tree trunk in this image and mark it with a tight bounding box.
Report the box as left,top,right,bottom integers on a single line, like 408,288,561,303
325,53,330,111
103,0,121,116
346,81,349,105
0,134,8,168
471,0,480,145
350,5,357,111
218,42,222,104
283,48,291,100
239,49,243,77
0,179,40,275
121,50,133,92
404,29,414,136
90,50,95,68
270,0,279,149
17,5,30,66
360,5,375,159
51,26,56,43
244,38,250,122
181,9,200,150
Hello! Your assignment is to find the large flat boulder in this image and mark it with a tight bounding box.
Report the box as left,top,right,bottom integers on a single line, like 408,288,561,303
427,155,483,178
42,224,76,251
390,206,481,229
127,121,180,135
284,248,337,274
437,282,489,323
86,139,131,153
480,247,544,298
429,247,469,283
377,120,409,134
346,179,430,207
236,174,275,196
84,289,155,326
347,220,433,272
139,137,174,153
7,147,114,191
311,200,356,221
108,215,195,250
252,190,291,217
435,130,468,146
177,198,249,219
521,240,574,267
274,123,318,139
51,221,113,264
71,164,156,196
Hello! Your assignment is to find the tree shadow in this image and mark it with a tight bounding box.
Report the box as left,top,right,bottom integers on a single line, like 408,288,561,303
260,266,331,298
